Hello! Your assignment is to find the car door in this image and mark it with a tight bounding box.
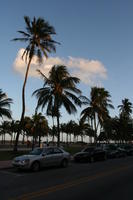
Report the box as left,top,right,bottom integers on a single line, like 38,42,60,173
94,148,104,160
41,148,55,167
53,147,64,165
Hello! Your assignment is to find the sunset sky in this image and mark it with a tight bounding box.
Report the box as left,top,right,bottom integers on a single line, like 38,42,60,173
1,0,133,124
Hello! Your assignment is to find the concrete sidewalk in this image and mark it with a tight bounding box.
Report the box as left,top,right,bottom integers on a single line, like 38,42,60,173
0,160,12,170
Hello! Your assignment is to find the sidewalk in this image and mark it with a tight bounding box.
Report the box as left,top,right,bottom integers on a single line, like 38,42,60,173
0,160,12,170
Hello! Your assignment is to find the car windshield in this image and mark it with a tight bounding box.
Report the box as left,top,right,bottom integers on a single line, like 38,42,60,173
29,148,43,155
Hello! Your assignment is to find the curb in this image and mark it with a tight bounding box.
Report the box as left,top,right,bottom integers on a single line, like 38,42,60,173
0,160,13,170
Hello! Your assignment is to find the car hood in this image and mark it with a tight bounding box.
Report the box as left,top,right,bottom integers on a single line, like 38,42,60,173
14,154,37,161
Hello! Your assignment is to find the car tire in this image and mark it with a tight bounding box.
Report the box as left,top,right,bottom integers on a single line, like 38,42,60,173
31,161,40,172
61,159,68,168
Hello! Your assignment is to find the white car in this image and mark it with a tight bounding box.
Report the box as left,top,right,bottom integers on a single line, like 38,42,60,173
12,146,70,172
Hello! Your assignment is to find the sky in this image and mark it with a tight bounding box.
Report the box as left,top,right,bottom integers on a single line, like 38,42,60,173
1,0,133,125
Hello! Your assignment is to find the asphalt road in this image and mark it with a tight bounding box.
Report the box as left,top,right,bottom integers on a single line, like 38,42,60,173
1,157,133,200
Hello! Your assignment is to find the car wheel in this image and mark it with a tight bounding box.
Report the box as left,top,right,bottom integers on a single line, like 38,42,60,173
31,161,40,172
61,159,68,168
90,157,94,163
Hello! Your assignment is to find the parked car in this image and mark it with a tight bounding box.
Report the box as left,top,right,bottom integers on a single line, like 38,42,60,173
121,145,133,156
105,148,119,159
116,147,127,157
12,146,70,172
103,145,127,159
73,147,106,163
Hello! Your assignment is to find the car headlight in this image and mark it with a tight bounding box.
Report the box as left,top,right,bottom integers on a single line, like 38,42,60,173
20,159,30,164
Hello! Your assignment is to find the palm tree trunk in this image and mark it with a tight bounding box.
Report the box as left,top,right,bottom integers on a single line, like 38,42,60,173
14,58,32,151
62,132,63,142
94,113,97,144
38,131,41,147
1,134,3,144
10,134,13,145
4,133,5,144
81,135,84,143
70,134,71,143
32,136,35,150
57,115,60,147
22,131,25,144
52,117,55,143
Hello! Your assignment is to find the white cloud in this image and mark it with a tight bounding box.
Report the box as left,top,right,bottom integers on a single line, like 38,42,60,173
13,48,107,86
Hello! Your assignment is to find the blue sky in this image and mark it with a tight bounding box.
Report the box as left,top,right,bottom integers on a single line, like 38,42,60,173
1,0,133,124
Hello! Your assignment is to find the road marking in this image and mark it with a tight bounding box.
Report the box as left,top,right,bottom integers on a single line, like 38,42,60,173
10,164,133,200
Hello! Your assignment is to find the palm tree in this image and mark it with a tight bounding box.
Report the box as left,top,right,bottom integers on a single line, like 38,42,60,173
33,65,83,146
99,118,113,143
77,119,93,143
0,121,11,144
60,122,68,143
63,120,76,143
0,89,12,120
118,98,132,119
81,87,114,143
10,120,19,144
117,99,133,142
32,112,48,147
13,16,58,151
47,106,60,143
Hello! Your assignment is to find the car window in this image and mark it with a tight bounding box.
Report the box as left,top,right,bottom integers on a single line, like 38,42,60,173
45,148,54,155
29,148,43,155
54,148,63,154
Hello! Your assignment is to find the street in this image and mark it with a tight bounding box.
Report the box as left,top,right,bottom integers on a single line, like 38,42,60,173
1,157,133,200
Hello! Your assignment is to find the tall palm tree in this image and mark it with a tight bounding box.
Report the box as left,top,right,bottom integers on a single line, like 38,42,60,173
99,118,113,143
118,98,132,119
117,99,133,142
81,87,114,143
33,65,83,146
32,112,48,147
63,120,76,143
9,120,19,144
77,119,92,143
13,16,58,151
0,121,11,144
47,106,60,142
0,89,12,120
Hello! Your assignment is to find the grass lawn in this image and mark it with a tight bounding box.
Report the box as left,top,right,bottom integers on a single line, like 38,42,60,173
64,145,84,155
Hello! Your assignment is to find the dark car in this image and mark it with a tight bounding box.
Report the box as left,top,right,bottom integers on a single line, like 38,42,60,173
105,148,119,159
73,147,106,163
117,147,127,157
121,145,133,156
104,145,127,159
